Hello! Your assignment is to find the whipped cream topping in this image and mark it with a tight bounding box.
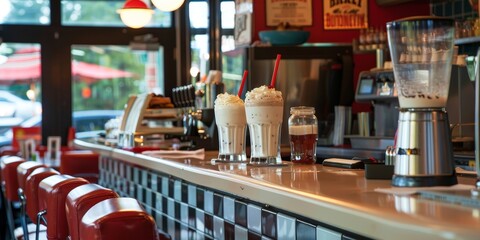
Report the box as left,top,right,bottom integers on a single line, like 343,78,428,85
245,85,283,105
215,93,244,106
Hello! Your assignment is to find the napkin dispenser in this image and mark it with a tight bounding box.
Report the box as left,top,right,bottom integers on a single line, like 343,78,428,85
118,93,187,148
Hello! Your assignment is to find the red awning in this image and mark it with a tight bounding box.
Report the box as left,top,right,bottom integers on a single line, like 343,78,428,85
0,49,135,85
0,51,41,83
72,61,134,79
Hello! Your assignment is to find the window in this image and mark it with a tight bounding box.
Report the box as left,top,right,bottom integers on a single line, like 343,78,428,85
0,0,50,25
71,44,165,112
61,0,172,27
220,1,235,29
0,43,43,147
0,0,177,145
188,0,237,94
0,43,42,120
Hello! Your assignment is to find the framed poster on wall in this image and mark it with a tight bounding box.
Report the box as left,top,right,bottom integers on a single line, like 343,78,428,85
234,13,252,46
266,0,313,27
234,0,253,46
324,0,368,30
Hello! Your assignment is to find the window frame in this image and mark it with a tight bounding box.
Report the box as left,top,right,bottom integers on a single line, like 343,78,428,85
0,0,178,145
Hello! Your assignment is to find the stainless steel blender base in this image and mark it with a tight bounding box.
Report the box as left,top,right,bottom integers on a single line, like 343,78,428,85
392,174,458,187
394,109,457,187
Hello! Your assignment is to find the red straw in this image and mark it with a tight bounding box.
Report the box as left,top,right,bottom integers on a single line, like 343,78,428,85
238,70,248,97
270,54,282,88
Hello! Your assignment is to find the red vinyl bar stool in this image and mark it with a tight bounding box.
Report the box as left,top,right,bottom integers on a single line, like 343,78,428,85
60,150,100,183
24,167,59,240
16,161,46,240
65,184,118,240
0,146,20,157
17,161,45,191
24,167,59,225
1,156,26,239
1,156,25,201
80,198,159,240
38,175,89,240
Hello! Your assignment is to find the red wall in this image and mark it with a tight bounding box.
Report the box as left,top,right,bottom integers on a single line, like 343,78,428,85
252,0,430,112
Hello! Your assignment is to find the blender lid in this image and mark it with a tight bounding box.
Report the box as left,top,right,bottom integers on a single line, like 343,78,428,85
387,16,454,27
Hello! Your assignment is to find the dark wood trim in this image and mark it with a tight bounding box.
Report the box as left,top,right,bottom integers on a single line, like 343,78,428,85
176,5,190,87
1,22,177,146
208,0,222,71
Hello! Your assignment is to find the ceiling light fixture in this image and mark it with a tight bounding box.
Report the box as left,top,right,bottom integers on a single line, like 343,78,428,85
117,0,154,29
151,0,185,12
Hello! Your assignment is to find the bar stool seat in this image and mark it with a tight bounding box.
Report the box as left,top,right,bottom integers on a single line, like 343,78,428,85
1,156,26,240
38,174,89,240
60,150,100,183
16,161,47,240
17,161,45,191
80,198,159,240
1,156,26,201
66,184,118,240
25,167,59,224
0,146,20,157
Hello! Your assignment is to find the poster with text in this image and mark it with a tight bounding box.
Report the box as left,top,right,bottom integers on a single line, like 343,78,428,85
234,13,252,47
324,0,368,30
266,0,313,27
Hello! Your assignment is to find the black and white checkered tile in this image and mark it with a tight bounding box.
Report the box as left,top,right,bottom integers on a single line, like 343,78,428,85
99,156,367,240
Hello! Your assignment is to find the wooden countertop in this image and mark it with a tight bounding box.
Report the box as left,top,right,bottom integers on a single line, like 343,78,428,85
74,140,480,240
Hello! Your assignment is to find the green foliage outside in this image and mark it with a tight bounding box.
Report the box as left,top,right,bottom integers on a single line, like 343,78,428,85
71,45,147,111
1,0,170,112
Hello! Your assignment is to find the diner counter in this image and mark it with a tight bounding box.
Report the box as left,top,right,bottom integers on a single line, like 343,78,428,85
74,139,480,240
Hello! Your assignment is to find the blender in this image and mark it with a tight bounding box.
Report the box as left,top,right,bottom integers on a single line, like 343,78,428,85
387,16,458,187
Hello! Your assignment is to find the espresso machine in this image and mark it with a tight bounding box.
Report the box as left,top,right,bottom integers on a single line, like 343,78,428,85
387,16,457,187
354,70,398,148
171,84,218,150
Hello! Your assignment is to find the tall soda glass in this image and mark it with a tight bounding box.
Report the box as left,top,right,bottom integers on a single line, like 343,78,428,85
245,86,283,165
214,93,247,162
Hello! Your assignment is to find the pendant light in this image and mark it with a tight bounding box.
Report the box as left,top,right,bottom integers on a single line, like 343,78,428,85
151,0,185,12
117,0,154,29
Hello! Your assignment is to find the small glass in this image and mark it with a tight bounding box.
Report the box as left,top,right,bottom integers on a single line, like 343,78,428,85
288,106,318,164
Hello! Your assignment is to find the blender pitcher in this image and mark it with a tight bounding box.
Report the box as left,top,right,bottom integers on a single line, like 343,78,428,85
387,16,458,187
388,16,455,108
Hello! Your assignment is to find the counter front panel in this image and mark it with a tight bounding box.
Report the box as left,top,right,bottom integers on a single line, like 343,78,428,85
75,139,480,240
99,156,359,240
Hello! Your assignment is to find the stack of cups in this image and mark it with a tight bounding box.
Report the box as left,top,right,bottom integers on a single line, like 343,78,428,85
358,112,370,137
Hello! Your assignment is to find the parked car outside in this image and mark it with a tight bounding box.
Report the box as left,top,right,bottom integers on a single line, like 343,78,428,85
0,90,42,120
0,110,123,147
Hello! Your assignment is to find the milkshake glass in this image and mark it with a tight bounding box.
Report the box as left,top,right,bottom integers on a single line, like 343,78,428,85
214,93,247,162
245,86,283,165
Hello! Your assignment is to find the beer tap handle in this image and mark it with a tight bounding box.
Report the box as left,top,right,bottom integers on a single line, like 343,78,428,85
188,85,196,108
177,86,185,109
181,86,189,110
172,88,179,108
184,85,191,108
